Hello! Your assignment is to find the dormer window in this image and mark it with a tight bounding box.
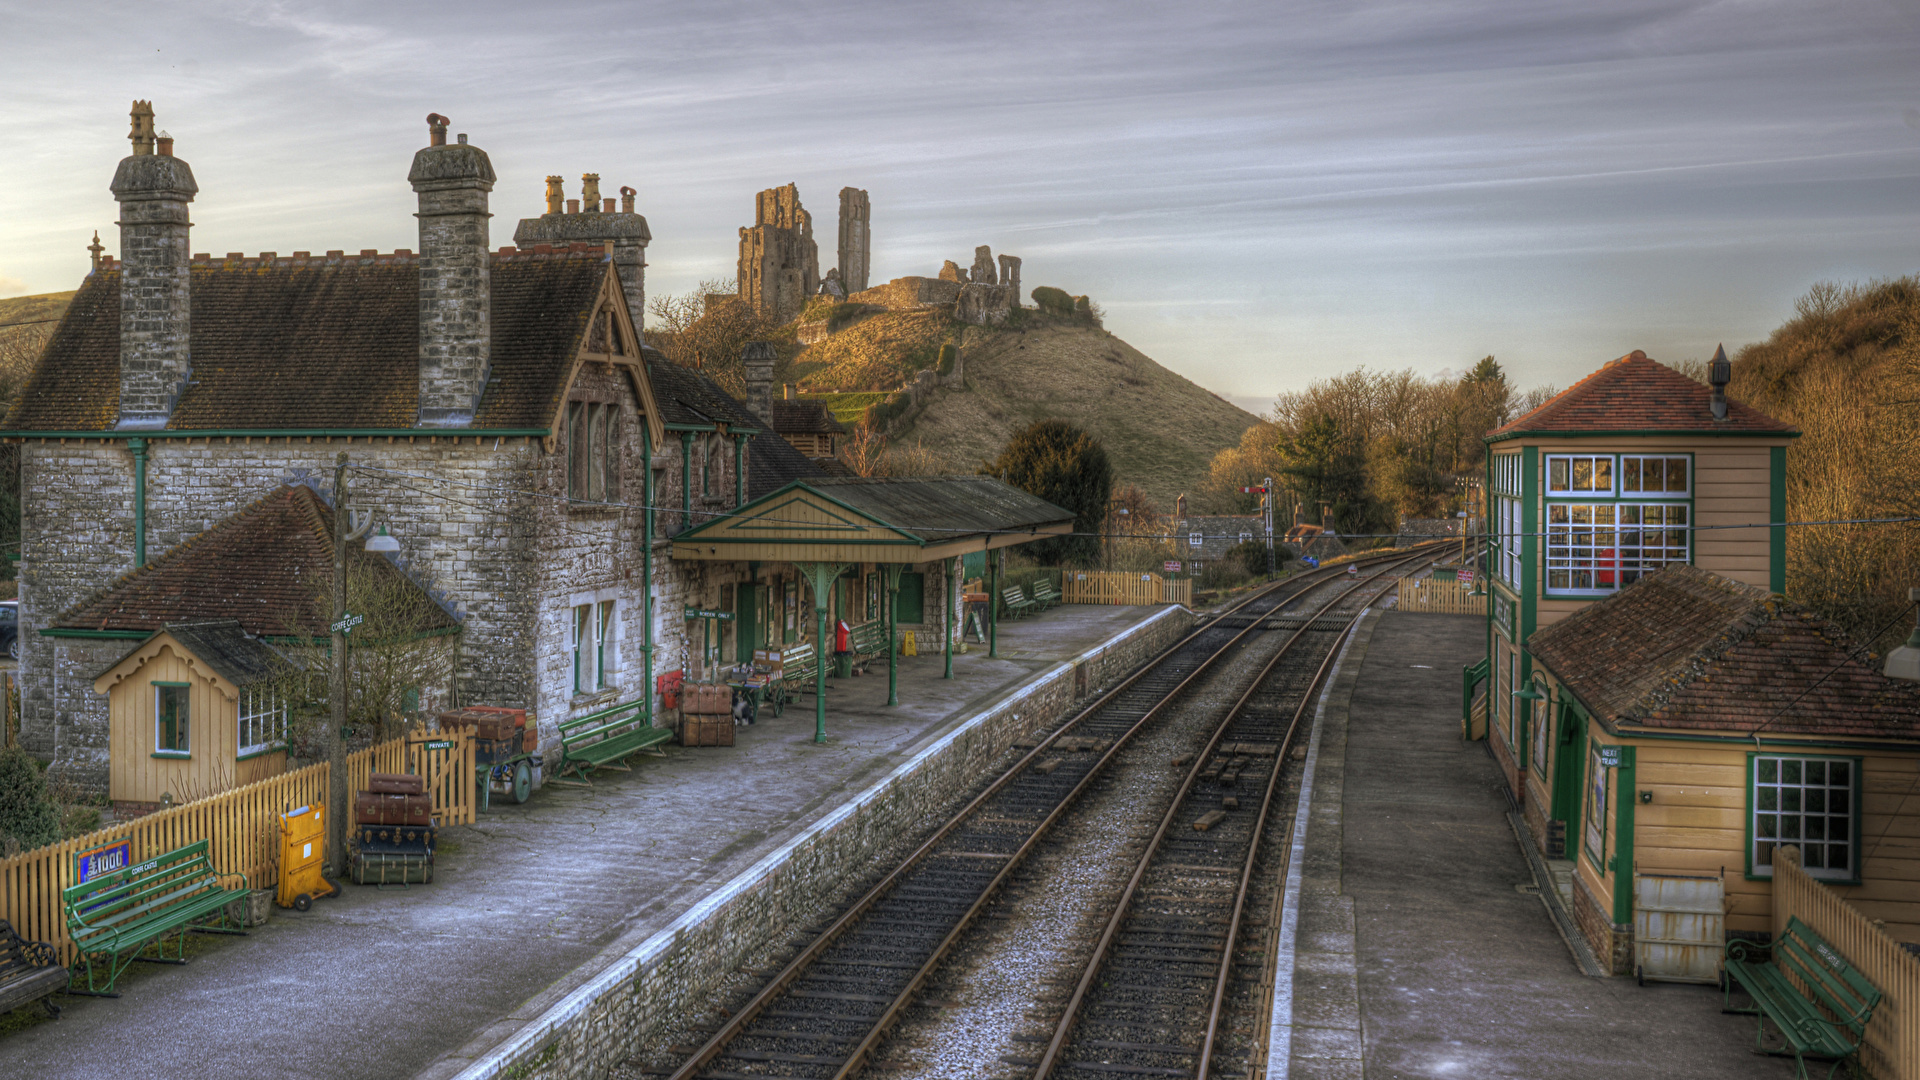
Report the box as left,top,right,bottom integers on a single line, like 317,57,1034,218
568,400,620,503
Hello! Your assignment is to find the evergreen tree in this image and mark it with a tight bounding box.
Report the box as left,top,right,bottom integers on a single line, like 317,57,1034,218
0,746,62,854
986,420,1113,567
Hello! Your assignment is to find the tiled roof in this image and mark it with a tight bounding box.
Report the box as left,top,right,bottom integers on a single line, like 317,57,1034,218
149,620,295,687
1487,351,1797,440
1527,565,1920,739
5,248,611,432
1173,515,1265,561
54,484,459,638
642,350,761,430
770,400,846,435
805,476,1074,537
747,429,828,500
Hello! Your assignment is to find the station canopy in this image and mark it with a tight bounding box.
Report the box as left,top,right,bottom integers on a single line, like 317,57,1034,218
671,476,1074,563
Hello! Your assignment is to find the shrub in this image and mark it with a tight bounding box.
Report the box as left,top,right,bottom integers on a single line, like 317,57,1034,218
1031,286,1075,317
984,419,1114,568
0,747,62,855
936,343,957,376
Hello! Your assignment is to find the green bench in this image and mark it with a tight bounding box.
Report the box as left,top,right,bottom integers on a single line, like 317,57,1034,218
1001,585,1037,619
554,697,671,786
1724,916,1882,1080
847,620,890,672
1031,579,1062,610
0,918,67,1018
62,840,249,995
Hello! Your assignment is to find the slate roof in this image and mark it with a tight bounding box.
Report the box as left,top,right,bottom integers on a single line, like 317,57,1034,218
747,428,829,500
770,400,846,436
5,247,612,432
1487,351,1798,440
642,350,761,430
142,619,295,687
1173,515,1265,562
1527,564,1920,739
54,484,460,638
806,476,1074,538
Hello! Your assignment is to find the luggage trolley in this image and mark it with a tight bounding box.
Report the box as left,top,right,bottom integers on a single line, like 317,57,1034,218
439,707,539,808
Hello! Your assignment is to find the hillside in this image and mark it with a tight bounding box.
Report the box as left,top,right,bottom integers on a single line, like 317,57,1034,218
878,320,1259,510
0,291,73,346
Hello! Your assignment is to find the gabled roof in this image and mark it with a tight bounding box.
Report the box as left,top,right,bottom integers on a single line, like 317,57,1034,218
747,428,829,500
152,620,292,686
1487,351,1797,441
1528,565,1920,739
53,484,460,638
642,350,762,430
770,400,846,436
5,247,620,433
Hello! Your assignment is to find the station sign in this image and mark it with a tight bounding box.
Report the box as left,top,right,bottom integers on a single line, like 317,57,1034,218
683,607,736,621
1597,745,1626,768
331,612,364,635
75,839,132,884
1163,561,1182,573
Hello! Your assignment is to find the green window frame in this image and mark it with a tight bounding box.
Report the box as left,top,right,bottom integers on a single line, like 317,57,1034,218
154,681,191,756
1543,452,1693,597
1747,753,1861,883
596,600,613,689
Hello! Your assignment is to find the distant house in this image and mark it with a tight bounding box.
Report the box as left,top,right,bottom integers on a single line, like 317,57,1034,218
767,395,848,459
1169,494,1266,573
1525,565,1920,972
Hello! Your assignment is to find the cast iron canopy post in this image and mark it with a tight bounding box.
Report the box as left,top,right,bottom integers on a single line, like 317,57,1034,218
885,564,901,706
988,549,1000,659
797,561,848,742
944,557,956,679
679,431,695,530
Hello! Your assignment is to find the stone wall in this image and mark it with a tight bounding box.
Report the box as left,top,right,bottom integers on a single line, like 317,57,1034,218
447,604,1195,1080
1572,871,1632,975
847,275,962,311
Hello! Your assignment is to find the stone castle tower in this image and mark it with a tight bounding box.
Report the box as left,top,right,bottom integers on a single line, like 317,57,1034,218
837,187,870,293
738,184,818,320
110,101,197,428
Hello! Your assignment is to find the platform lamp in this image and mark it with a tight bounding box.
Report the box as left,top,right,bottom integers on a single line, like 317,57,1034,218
1884,588,1920,682
1512,680,1549,767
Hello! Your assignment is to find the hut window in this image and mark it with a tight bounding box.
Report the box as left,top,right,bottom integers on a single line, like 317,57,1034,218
239,689,287,756
571,601,616,694
568,401,620,504
1752,755,1858,882
1546,454,1614,496
1621,456,1689,496
154,683,190,755
1546,503,1690,594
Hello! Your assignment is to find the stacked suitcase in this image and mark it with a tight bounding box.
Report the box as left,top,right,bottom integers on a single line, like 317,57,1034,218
680,683,735,747
351,772,435,885
439,706,531,765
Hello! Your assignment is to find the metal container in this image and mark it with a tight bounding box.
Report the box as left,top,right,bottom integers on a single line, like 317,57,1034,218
1634,873,1725,985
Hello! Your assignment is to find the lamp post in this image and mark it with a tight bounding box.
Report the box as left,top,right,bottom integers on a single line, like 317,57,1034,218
328,453,381,880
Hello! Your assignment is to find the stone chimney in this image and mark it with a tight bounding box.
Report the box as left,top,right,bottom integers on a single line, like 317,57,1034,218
513,174,650,336
1709,343,1731,422
408,112,495,427
1175,493,1188,519
110,100,198,429
544,176,564,215
1321,505,1336,535
742,342,776,422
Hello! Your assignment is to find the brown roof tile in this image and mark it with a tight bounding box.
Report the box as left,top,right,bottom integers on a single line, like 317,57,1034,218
1527,565,1920,739
1488,351,1797,440
54,484,459,638
769,400,846,435
5,249,610,432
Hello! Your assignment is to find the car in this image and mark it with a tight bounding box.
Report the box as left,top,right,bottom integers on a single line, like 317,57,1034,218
0,600,17,662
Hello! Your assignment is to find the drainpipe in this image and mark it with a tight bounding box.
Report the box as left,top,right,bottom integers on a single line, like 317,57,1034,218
129,437,149,566
643,432,655,725
680,431,694,531
734,433,748,508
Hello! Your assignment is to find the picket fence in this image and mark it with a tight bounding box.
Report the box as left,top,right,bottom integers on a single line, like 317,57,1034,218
1773,847,1920,1079
1,725,474,966
1395,576,1487,616
1063,570,1189,607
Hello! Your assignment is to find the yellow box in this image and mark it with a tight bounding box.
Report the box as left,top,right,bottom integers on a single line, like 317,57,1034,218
277,804,335,910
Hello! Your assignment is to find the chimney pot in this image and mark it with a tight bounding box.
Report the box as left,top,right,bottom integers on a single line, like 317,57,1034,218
227,252,245,259
156,131,174,156
457,133,468,145
603,198,616,213
426,112,449,147
326,250,343,258
359,249,377,257
544,176,564,215
580,173,601,211
566,199,579,214
620,186,636,213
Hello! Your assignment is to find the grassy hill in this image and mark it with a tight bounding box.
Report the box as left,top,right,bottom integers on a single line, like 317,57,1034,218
0,291,73,345
873,320,1258,510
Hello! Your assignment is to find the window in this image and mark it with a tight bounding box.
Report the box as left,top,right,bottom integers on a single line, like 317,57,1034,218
238,689,286,756
1546,503,1689,593
1492,452,1522,497
567,402,620,503
1622,456,1689,496
1585,743,1609,867
571,601,616,694
1547,454,1614,496
1497,497,1523,585
1509,651,1521,749
1189,532,1203,548
155,683,190,755
1531,686,1551,774
1239,532,1253,544
1751,755,1857,881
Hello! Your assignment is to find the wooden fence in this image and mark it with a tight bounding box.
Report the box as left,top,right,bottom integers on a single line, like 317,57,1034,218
1063,570,1189,606
1395,576,1487,616
1,726,475,966
1773,846,1920,1079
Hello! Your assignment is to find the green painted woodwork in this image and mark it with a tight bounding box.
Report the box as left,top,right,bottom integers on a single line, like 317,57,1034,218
895,571,925,624
1520,445,1538,643
1770,445,1787,593
1611,744,1636,924
8,427,550,440
736,582,763,663
734,433,748,508
1551,701,1584,828
129,437,148,567
1488,429,1800,445
680,431,694,526
39,628,149,639
796,561,851,743
642,432,654,725
885,564,902,706
987,552,1000,659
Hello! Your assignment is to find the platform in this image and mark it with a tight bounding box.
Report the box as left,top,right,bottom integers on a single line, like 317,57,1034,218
0,604,1180,1080
1269,609,1792,1078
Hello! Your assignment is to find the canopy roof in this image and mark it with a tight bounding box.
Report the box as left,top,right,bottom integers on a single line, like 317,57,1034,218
671,475,1074,564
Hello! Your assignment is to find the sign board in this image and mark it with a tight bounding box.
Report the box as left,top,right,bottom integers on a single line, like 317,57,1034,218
330,612,364,635
1456,568,1475,584
683,607,736,621
1493,593,1516,641
75,839,132,885
1239,486,1269,494
1164,561,1182,573
424,740,453,751
1598,745,1625,768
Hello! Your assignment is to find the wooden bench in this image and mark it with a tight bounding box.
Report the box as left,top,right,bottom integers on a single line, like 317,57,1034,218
1724,916,1882,1079
553,697,672,786
771,642,824,712
62,839,249,996
847,621,890,671
1031,580,1062,610
0,918,66,1018
1001,585,1037,619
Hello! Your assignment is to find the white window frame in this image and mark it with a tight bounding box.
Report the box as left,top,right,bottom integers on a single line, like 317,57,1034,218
1545,502,1690,595
1189,532,1203,548
238,688,287,756
1546,454,1616,496
1498,496,1523,586
1620,455,1690,497
1751,754,1858,882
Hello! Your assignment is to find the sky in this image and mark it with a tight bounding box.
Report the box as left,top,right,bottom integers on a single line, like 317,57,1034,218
3,0,1918,416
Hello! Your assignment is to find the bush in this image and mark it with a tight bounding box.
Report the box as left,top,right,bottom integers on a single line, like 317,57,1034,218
985,419,1114,568
0,747,62,855
1031,286,1075,317
1227,538,1271,577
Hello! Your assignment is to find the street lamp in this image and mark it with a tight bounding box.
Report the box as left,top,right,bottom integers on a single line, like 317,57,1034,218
365,524,401,554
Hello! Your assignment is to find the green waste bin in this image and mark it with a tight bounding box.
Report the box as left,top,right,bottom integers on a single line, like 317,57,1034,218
834,652,853,678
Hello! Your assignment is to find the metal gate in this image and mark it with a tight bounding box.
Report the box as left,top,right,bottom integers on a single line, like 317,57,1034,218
1635,873,1725,984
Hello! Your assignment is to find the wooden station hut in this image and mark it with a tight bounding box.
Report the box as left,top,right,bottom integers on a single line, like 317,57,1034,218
1522,565,1920,974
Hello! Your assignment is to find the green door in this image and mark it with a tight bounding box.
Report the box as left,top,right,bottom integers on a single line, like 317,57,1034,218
895,572,925,624
736,583,762,662
1551,705,1584,827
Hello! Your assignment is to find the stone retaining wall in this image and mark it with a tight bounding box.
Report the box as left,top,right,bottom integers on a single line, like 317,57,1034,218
447,604,1194,1080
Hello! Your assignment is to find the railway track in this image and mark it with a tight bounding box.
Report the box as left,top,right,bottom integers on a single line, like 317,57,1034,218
1030,552,1428,1080
658,548,1439,1080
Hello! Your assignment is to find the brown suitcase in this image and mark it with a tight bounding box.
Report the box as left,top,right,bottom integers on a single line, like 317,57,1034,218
522,727,538,755
368,772,425,795
437,706,525,743
680,714,735,748
355,791,432,826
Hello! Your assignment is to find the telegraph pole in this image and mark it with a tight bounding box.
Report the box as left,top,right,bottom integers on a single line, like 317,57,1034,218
327,453,351,881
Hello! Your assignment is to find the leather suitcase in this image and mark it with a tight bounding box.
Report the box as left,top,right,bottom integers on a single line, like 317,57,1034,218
354,791,432,826
438,706,524,743
353,822,436,852
522,727,538,755
352,851,433,886
475,736,521,766
680,714,735,748
368,772,424,795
